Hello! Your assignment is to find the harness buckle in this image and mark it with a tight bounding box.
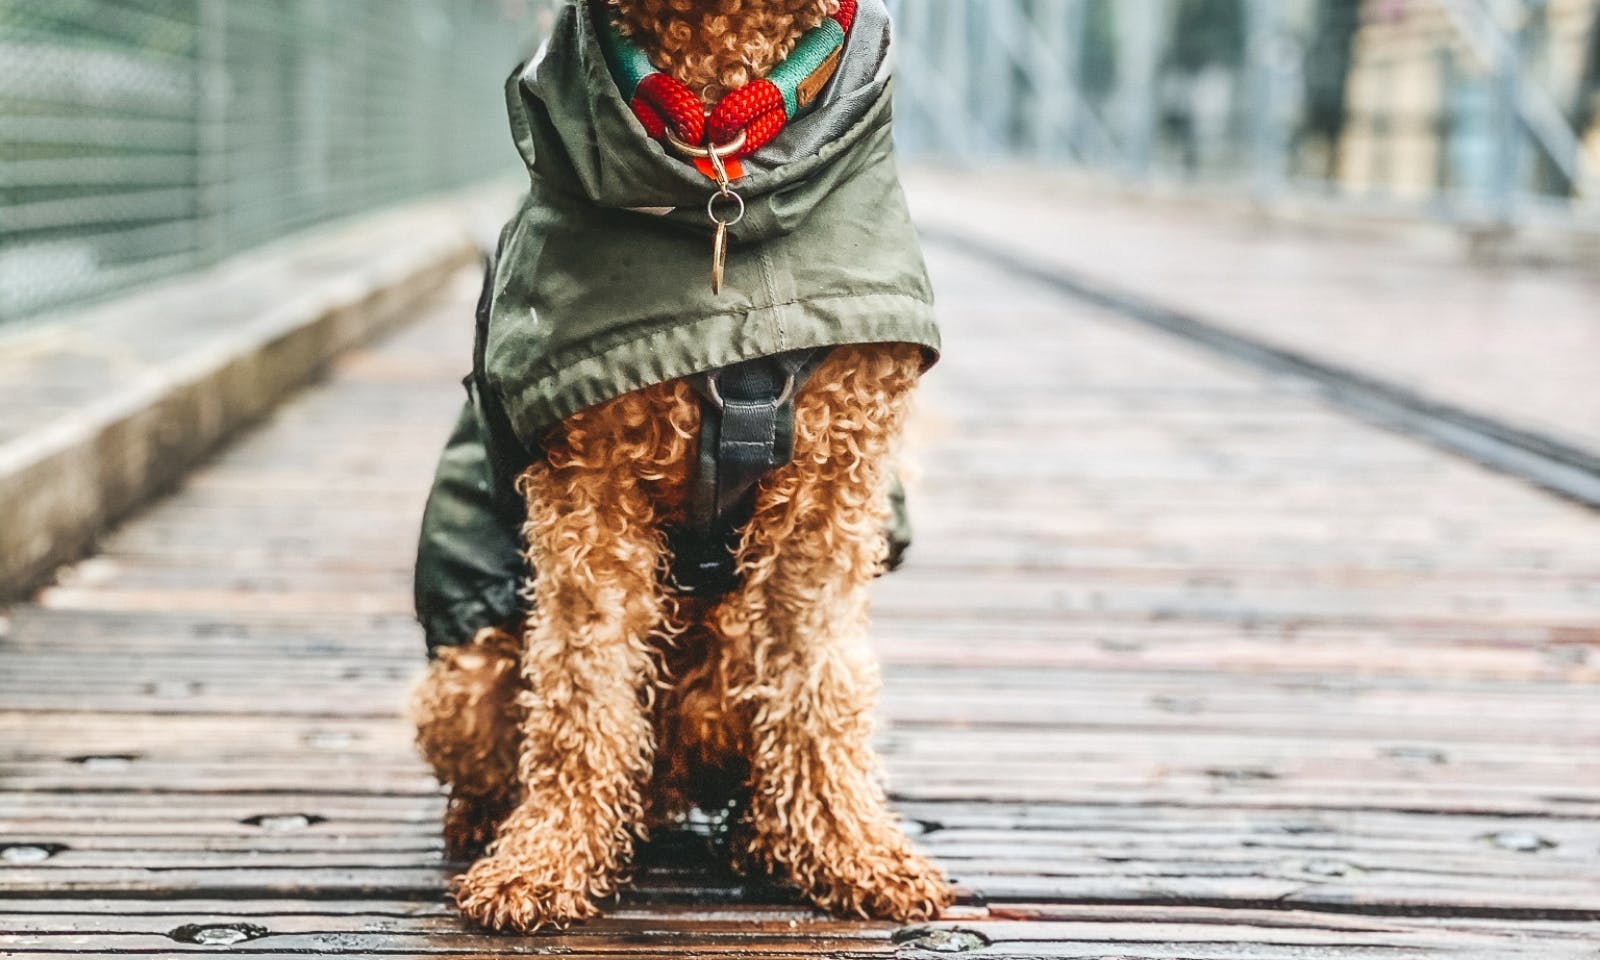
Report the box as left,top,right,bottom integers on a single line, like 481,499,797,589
669,350,826,597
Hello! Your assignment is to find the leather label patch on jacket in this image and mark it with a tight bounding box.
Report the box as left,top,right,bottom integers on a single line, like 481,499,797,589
797,48,843,109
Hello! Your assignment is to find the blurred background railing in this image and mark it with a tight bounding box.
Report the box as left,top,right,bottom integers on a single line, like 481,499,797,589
0,0,553,324
888,0,1600,229
5,0,1600,327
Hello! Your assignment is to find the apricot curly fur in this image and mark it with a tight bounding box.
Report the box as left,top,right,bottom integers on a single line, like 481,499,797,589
448,380,699,932
611,0,839,103
411,627,524,861
412,0,952,931
417,350,953,930
710,344,952,920
650,605,752,822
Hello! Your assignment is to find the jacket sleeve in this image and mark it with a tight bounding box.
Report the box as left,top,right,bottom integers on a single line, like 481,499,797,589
413,385,528,656
885,470,913,571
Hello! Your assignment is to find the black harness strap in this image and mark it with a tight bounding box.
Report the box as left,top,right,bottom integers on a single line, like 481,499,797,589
668,348,829,595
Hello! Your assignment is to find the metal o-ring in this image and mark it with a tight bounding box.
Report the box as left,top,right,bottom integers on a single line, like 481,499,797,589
708,190,745,227
664,129,748,160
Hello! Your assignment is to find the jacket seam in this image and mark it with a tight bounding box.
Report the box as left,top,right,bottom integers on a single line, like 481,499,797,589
499,291,934,380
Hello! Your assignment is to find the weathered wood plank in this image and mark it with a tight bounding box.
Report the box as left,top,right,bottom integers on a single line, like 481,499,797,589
4,236,1600,958
3,912,1597,960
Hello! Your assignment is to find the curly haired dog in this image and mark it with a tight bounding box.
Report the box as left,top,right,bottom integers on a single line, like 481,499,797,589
411,0,952,933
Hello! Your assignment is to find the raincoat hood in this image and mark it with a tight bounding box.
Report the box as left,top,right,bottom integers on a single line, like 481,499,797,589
510,0,897,229
483,0,939,450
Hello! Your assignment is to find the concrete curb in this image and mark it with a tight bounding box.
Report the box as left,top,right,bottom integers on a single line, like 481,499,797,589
0,187,512,600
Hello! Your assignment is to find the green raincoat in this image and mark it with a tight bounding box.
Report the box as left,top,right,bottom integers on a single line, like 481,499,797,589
414,0,938,653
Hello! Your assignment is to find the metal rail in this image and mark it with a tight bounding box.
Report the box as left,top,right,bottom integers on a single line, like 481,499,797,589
0,0,550,326
887,0,1600,232
926,225,1600,511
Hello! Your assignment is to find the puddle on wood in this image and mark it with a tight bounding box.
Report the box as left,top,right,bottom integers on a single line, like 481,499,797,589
341,666,384,681
304,730,357,749
1096,636,1144,654
1150,695,1205,714
1,843,68,864
1269,821,1334,836
1482,830,1557,853
168,923,270,946
241,814,327,832
1383,745,1449,766
894,926,992,954
1297,857,1359,878
1204,767,1280,783
1546,645,1591,666
69,753,141,771
144,679,204,698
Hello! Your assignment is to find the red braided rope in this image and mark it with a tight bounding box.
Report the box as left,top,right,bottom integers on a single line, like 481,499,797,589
739,108,787,156
635,72,705,144
630,100,668,140
706,4,854,159
835,0,857,33
624,6,855,164
708,79,783,145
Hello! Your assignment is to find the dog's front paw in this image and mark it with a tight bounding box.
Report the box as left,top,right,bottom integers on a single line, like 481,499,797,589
810,848,954,922
453,856,601,933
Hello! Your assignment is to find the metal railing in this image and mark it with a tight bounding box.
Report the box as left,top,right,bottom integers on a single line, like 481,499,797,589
8,0,1598,327
888,0,1600,231
0,0,552,325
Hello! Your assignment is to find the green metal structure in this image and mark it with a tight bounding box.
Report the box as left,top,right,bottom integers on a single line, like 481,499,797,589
888,0,1600,229
8,0,1599,326
1,0,549,324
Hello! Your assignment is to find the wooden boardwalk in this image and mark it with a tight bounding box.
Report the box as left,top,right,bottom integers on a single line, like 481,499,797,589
3,244,1600,958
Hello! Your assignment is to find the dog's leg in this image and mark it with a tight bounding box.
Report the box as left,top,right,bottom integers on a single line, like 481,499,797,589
453,459,666,930
412,627,524,860
453,385,692,933
717,344,953,921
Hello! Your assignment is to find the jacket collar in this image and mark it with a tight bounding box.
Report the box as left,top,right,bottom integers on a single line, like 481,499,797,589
507,0,897,217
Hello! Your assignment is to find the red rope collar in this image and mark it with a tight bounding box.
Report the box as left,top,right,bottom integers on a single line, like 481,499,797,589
600,1,856,172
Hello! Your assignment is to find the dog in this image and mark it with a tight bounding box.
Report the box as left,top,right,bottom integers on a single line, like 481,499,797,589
410,0,952,933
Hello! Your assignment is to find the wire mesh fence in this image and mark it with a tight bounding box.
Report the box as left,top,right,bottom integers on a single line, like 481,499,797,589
8,0,1599,326
888,0,1600,229
0,0,552,325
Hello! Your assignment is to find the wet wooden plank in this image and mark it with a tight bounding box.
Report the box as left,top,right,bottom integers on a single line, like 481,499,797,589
3,905,1598,959
3,245,1600,958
